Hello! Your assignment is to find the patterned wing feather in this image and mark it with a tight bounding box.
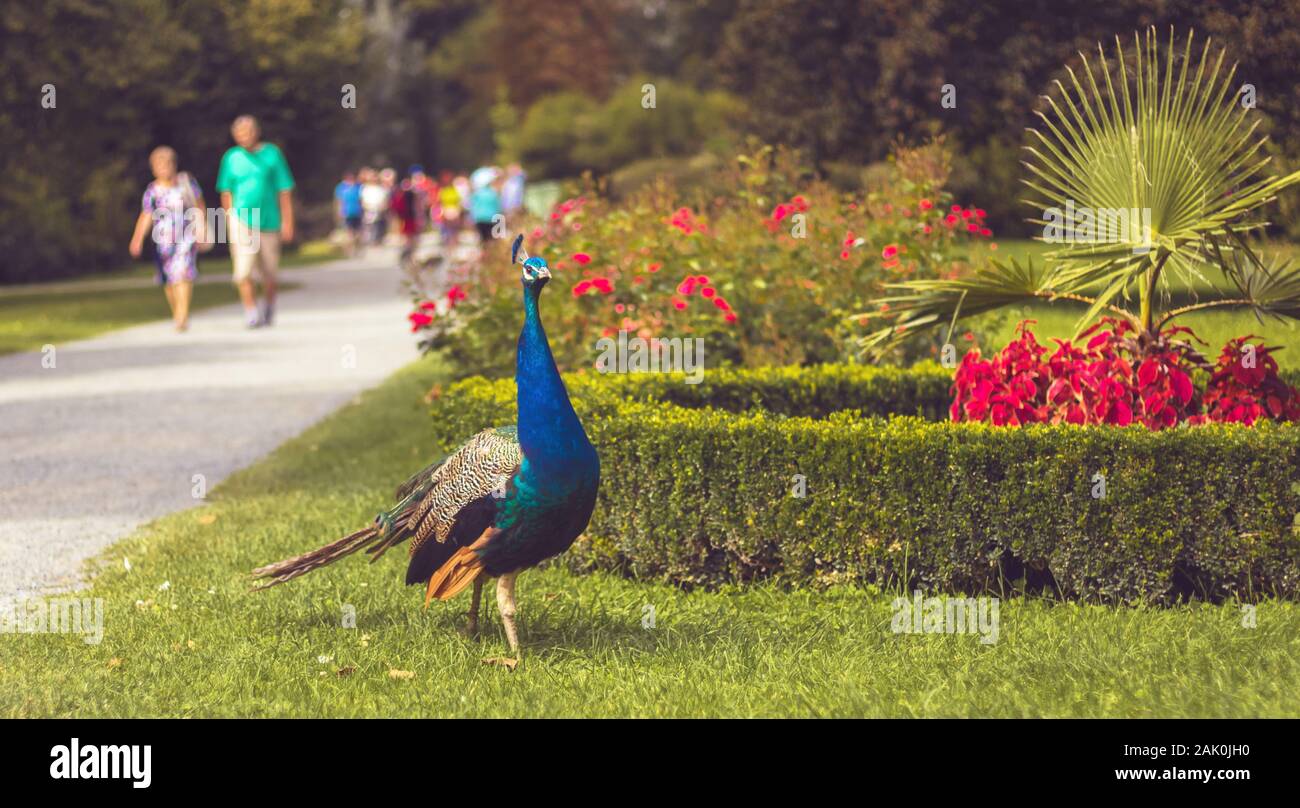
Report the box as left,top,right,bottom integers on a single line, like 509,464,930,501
407,426,520,558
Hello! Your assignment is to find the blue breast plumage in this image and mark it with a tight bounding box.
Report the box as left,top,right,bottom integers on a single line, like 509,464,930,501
478,245,600,574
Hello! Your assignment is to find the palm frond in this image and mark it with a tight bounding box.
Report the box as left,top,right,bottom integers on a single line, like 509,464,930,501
1022,27,1300,318
856,259,1107,357
1209,234,1300,321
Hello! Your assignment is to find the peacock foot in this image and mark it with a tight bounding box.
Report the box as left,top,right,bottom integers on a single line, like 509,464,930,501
460,615,480,637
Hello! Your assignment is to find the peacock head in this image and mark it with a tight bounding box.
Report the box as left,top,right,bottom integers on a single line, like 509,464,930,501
511,234,551,288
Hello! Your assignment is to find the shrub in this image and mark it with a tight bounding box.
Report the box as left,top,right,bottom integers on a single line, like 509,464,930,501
415,140,998,375
430,364,1300,602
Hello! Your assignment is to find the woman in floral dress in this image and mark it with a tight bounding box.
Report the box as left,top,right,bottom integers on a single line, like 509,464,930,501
129,146,206,332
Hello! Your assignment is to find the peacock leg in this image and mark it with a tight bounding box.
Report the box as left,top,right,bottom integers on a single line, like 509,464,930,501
464,577,483,635
496,572,520,654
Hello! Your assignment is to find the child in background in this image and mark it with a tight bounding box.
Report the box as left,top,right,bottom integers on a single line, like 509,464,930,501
333,170,363,256
129,146,206,332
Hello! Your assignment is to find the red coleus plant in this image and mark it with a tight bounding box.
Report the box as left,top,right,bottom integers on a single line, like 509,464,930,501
951,319,1300,429
1198,337,1300,424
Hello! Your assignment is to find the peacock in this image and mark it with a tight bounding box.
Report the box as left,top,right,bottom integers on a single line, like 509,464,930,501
252,235,599,666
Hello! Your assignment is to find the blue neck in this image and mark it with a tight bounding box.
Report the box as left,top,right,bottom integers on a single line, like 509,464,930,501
516,283,588,468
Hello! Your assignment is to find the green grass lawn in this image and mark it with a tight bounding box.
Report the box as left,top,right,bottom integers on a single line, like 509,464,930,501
3,356,1298,718
0,282,246,356
0,241,337,356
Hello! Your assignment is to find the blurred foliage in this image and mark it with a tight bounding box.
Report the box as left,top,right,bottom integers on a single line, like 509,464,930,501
713,0,1300,238
6,0,1300,282
515,77,743,179
0,0,365,282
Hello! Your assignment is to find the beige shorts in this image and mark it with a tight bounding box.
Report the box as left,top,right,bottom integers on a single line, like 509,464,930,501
229,216,281,284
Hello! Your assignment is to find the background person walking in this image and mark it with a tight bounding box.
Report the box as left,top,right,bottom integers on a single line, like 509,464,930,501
333,170,363,257
216,115,295,328
128,146,207,332
469,168,502,243
360,167,389,247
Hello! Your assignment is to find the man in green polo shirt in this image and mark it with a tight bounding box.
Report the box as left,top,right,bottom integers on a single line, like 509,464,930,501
217,115,295,327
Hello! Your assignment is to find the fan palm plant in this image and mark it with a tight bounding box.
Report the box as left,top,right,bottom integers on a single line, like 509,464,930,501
859,27,1300,360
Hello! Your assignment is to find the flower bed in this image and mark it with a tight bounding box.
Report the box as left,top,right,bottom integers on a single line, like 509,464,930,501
431,365,1300,602
413,141,999,377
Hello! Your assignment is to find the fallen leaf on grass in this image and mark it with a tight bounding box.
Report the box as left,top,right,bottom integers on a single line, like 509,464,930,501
197,514,217,526
388,669,415,680
481,657,518,672
337,666,356,677
107,658,122,669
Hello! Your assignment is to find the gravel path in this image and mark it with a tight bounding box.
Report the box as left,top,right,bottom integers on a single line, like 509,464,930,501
0,247,420,603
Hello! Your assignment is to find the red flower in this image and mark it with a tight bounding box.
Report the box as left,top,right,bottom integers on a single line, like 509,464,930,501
669,207,702,235
919,199,933,211
408,311,433,332
882,244,899,259
446,285,467,305
572,253,592,265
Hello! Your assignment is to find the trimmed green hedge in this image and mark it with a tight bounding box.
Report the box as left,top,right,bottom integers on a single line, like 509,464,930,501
431,365,1300,602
